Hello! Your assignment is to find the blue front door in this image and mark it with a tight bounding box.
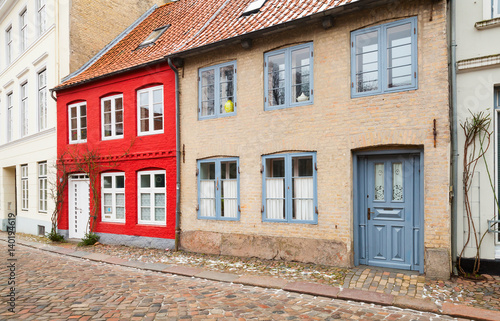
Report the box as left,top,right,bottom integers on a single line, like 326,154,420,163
357,154,422,271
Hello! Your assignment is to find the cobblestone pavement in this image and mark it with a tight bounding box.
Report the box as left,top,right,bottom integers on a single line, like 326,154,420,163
9,232,500,313
1,245,460,320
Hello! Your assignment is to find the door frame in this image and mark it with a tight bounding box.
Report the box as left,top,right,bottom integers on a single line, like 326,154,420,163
353,149,424,273
68,174,90,239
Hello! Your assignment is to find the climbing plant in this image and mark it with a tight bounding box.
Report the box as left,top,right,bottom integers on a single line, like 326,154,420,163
459,111,497,277
49,140,135,243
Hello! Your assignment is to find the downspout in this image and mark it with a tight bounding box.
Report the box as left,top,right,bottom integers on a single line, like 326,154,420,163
168,57,181,251
450,0,458,275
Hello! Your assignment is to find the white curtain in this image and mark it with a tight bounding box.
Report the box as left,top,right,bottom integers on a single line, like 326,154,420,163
222,180,237,218
266,178,284,219
200,180,215,217
293,177,314,221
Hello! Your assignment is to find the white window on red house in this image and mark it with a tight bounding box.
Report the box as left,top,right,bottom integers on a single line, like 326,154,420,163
137,86,163,136
38,162,47,212
101,172,125,223
68,102,87,143
101,94,124,140
21,164,28,210
138,170,166,225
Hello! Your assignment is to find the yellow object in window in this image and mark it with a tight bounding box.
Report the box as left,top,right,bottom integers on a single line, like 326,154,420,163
224,99,234,113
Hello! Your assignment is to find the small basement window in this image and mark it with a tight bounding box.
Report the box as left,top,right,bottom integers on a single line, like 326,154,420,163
241,0,267,16
139,25,170,47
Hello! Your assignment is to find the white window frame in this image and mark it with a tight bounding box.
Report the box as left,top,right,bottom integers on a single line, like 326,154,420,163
38,162,47,213
101,94,124,140
137,86,164,136
137,170,166,225
7,92,13,142
495,89,500,246
37,0,47,36
19,8,27,52
6,25,12,65
21,164,28,210
20,82,28,137
38,69,47,131
68,102,87,144
101,172,126,223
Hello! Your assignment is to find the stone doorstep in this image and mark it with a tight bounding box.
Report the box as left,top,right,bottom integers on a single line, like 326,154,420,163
283,281,340,298
234,275,288,289
337,288,394,306
195,270,239,283
442,302,500,321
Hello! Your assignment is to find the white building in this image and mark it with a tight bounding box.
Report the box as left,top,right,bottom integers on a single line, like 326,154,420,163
0,0,164,236
454,0,500,271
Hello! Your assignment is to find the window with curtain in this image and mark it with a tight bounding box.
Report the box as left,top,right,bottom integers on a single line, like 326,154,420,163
21,165,28,210
264,43,313,110
262,153,317,223
38,162,47,212
198,158,239,220
101,172,125,223
138,170,166,225
351,17,418,98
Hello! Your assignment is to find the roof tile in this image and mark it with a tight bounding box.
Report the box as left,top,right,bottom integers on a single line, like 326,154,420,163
57,0,356,89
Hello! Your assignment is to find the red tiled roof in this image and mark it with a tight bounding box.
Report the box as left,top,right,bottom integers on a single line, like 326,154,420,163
57,0,357,90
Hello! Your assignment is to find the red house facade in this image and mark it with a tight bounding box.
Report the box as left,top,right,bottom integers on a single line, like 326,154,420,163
55,63,177,248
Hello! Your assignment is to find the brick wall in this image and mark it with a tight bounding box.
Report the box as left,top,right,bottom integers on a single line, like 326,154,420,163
178,0,450,274
69,0,166,73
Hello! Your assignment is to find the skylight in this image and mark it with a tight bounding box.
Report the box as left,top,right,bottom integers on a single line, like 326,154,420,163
139,25,170,47
241,0,267,16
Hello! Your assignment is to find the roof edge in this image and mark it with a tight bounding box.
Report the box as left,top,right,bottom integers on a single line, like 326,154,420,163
59,4,159,85
53,58,167,92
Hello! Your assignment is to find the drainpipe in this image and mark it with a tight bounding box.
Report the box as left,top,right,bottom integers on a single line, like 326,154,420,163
168,57,181,251
450,0,458,275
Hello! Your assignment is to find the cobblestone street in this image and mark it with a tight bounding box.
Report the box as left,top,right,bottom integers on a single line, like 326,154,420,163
1,245,460,320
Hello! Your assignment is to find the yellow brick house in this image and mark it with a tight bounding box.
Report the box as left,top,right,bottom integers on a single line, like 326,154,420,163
169,0,451,279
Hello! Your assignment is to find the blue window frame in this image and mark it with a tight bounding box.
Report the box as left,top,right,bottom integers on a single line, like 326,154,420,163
199,61,236,120
262,153,317,224
198,158,240,220
351,17,418,98
264,43,314,110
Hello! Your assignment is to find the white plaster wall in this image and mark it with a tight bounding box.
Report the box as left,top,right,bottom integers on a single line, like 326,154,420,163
456,0,500,260
456,0,500,61
0,0,62,234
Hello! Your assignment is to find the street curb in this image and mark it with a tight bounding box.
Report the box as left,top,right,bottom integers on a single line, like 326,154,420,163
5,238,500,320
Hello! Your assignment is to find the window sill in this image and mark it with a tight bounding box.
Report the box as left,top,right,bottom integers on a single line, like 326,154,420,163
137,221,166,226
265,100,313,111
198,216,239,221
475,17,500,30
198,113,236,121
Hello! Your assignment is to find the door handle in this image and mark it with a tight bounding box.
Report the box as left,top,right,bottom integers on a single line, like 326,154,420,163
367,207,374,220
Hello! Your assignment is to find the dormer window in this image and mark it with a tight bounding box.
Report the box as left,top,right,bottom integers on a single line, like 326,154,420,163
139,25,170,47
241,0,267,16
